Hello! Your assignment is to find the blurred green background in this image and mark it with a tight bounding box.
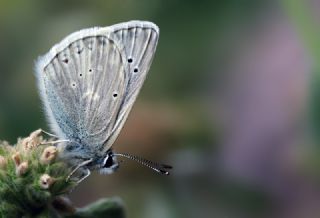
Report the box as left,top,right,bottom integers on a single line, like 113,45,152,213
1,0,320,218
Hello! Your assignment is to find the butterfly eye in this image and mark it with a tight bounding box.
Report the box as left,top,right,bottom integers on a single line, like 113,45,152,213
113,93,118,98
128,58,133,63
63,59,69,64
103,156,113,168
134,68,138,73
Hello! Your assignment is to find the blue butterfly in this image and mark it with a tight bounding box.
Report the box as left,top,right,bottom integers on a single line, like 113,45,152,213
35,21,171,182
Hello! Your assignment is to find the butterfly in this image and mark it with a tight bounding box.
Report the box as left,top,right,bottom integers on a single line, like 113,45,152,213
35,20,171,182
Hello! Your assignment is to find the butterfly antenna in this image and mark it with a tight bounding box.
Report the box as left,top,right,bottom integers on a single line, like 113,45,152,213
112,153,172,175
40,129,58,138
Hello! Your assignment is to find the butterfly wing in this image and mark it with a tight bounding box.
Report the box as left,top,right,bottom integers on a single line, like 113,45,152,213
35,21,159,155
102,21,159,151
36,30,127,149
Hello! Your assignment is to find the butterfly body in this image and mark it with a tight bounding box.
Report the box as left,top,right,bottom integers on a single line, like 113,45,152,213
35,21,159,174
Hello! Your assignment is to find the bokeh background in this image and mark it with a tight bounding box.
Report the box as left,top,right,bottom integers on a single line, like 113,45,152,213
1,0,320,217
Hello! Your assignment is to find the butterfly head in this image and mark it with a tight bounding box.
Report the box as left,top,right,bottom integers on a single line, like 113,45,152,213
99,150,119,175
97,150,172,175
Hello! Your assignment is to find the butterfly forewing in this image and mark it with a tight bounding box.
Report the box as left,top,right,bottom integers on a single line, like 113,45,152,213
41,36,126,147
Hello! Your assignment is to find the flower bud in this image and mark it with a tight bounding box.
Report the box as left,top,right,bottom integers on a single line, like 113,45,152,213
12,152,21,166
21,137,32,150
16,161,28,176
39,174,55,189
30,129,42,139
22,129,42,150
40,146,58,164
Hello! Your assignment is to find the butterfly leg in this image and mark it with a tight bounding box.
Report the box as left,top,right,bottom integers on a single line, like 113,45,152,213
31,129,64,146
76,168,91,184
40,129,58,138
40,139,70,146
66,159,93,182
